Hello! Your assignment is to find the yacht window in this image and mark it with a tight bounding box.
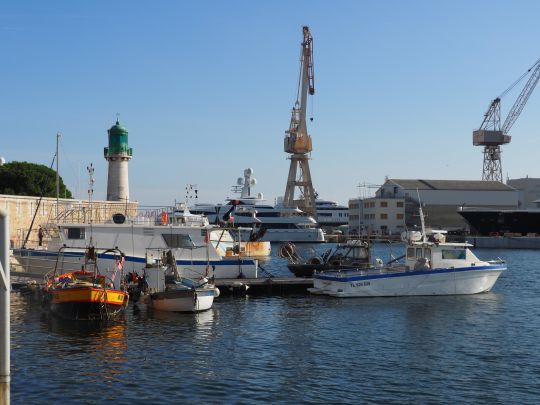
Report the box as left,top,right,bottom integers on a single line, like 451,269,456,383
66,227,85,239
161,233,195,248
415,248,422,257
442,249,466,260
407,248,415,258
424,249,431,260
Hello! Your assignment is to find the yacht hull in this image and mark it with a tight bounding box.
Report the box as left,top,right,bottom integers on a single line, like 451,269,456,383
13,248,258,283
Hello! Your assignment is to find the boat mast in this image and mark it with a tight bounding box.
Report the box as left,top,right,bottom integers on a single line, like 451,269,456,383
87,163,95,245
416,189,427,243
55,132,60,219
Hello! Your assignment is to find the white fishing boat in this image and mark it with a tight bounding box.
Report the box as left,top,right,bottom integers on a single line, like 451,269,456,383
13,204,258,285
309,206,506,297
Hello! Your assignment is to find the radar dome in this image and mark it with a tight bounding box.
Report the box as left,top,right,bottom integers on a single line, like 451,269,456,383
257,192,263,199
237,177,243,185
250,178,257,186
244,168,253,176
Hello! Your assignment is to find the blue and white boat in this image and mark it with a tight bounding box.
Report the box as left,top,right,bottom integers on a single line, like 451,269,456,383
13,206,258,285
309,209,506,297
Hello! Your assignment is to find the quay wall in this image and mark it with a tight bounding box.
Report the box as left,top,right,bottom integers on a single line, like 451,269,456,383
0,194,138,248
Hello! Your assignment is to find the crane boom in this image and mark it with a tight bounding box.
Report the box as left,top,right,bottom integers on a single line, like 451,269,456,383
502,59,540,133
474,57,540,182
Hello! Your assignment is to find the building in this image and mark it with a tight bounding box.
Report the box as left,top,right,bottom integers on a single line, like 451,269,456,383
348,196,405,235
349,179,518,233
507,177,540,209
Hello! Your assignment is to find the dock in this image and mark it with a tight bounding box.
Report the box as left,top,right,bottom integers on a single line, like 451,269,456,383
10,274,315,297
215,277,313,296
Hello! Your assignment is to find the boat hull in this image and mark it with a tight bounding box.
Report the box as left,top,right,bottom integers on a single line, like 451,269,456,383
47,287,128,320
149,288,215,312
458,209,540,236
310,265,506,297
13,248,258,282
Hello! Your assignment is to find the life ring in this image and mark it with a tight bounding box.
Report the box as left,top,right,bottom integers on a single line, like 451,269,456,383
161,211,168,225
279,243,295,258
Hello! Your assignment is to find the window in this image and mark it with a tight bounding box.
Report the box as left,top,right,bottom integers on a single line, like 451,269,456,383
397,201,404,208
161,233,195,248
364,202,369,208
424,249,431,261
380,213,388,220
442,249,466,260
380,201,388,207
66,227,85,239
397,213,404,220
416,248,422,258
407,247,415,258
364,214,370,220
370,202,375,208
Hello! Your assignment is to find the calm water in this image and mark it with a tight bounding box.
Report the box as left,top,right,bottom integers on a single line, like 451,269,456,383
9,245,540,403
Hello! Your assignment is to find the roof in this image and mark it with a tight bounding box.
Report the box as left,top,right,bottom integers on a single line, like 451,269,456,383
386,179,516,191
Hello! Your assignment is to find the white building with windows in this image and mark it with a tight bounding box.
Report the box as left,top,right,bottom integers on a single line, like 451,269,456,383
348,196,405,235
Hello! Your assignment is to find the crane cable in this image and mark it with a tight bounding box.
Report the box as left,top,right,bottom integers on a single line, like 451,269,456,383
498,57,540,99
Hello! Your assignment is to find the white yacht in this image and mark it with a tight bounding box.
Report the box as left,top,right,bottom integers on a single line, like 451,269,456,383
190,169,325,243
315,199,349,228
12,205,258,285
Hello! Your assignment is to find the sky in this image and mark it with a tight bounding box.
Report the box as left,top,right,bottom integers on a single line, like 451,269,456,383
1,1,540,206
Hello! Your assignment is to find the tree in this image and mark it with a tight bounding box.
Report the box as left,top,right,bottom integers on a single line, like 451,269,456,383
0,161,73,198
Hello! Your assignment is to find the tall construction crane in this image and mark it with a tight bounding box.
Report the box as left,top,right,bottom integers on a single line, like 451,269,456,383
282,26,317,219
473,58,540,182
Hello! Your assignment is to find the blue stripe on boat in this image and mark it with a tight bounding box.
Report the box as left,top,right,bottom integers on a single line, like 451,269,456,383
315,265,507,282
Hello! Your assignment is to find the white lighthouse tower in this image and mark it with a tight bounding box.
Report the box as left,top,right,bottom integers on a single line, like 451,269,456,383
104,119,132,201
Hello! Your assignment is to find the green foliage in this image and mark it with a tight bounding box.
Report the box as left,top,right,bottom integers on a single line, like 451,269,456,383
0,161,73,198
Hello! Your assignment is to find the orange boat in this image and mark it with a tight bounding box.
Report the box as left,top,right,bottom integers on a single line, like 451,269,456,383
45,269,129,321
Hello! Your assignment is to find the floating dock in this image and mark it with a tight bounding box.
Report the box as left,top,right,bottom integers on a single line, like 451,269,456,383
215,277,313,296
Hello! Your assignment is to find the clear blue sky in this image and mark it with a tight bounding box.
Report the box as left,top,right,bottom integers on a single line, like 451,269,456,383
2,1,540,205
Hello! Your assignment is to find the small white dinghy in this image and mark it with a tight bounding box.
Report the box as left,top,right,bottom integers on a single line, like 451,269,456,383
143,254,220,312
150,277,219,313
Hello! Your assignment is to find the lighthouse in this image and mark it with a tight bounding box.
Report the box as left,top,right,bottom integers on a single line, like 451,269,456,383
104,119,132,201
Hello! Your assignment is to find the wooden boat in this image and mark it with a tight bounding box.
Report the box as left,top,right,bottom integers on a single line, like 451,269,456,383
280,240,372,277
43,247,129,320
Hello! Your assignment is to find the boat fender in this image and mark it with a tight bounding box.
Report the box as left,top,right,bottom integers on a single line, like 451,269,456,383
161,211,168,225
213,287,220,298
309,257,323,265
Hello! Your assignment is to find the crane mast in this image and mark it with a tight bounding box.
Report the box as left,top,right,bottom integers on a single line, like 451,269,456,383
474,58,540,182
282,26,317,219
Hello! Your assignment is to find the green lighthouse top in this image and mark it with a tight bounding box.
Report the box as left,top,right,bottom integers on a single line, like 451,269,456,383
109,119,128,136
104,119,133,158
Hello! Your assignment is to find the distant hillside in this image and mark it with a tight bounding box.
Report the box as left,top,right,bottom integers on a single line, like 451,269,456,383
0,161,73,198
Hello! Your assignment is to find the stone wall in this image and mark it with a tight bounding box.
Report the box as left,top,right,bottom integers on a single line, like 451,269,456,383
0,194,139,248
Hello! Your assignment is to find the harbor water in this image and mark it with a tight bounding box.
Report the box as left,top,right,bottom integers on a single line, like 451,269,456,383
9,245,540,403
